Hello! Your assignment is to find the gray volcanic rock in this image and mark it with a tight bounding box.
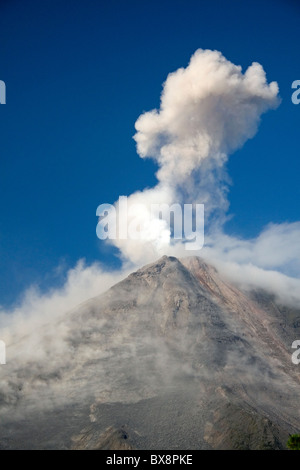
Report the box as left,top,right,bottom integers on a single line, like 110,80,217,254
0,255,299,449
71,425,135,450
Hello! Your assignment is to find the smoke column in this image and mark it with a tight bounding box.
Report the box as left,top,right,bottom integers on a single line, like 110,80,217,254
109,49,279,264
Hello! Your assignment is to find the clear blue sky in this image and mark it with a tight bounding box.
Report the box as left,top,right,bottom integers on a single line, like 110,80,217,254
0,0,299,307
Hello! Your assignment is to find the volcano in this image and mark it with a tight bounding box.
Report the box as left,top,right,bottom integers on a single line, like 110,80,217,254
1,255,300,450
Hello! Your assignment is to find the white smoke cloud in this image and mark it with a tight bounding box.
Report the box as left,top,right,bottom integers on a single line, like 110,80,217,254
204,222,300,274
197,222,300,306
0,260,129,343
107,49,281,264
208,257,300,308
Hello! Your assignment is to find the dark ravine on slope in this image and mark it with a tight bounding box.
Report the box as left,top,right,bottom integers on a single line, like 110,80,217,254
0,255,299,449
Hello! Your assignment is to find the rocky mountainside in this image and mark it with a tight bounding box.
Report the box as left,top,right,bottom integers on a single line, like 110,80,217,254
0,255,300,449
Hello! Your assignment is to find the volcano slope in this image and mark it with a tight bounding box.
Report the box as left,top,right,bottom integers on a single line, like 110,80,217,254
0,255,299,449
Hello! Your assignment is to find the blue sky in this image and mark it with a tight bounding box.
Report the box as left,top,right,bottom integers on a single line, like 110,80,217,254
0,0,300,308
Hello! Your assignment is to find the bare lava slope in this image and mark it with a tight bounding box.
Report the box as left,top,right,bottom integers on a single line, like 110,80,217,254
1,256,300,449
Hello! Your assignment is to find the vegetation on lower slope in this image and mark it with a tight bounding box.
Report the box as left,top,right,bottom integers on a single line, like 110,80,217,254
287,434,300,450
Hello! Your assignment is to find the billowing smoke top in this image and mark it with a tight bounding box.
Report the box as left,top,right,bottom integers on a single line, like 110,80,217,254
134,49,279,187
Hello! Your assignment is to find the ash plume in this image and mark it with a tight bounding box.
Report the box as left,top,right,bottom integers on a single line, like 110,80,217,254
109,49,281,265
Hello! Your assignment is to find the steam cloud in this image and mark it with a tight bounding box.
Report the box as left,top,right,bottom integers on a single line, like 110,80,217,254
109,49,283,269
